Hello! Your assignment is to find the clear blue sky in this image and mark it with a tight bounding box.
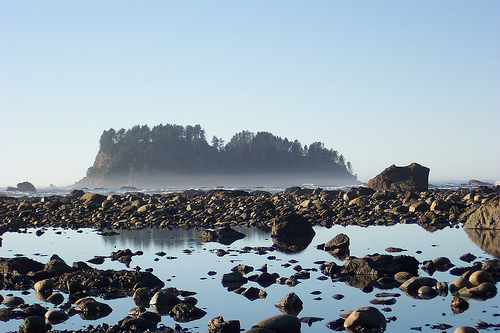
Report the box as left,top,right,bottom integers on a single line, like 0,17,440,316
1,1,499,187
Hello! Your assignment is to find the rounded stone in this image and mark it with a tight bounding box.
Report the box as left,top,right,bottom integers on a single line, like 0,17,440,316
252,314,301,333
418,286,437,298
451,278,473,292
469,270,495,286
46,293,65,305
2,296,25,307
45,309,69,324
34,279,53,292
454,326,479,333
344,306,386,331
394,271,414,283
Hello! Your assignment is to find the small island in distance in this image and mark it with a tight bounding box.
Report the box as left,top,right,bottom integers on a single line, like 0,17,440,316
75,124,358,188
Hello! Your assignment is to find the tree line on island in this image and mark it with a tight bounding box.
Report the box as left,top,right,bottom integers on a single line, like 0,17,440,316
83,124,357,186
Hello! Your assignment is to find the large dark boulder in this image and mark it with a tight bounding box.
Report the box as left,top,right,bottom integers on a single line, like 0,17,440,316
464,195,500,230
200,227,246,245
6,181,37,192
367,163,430,193
271,213,315,238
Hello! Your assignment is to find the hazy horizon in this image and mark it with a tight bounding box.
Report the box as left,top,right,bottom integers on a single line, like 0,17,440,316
1,1,499,188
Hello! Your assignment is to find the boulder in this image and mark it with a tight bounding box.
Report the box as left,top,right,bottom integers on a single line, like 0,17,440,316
367,163,430,193
324,233,350,250
342,254,419,278
149,290,180,313
275,292,303,315
74,297,112,320
169,302,206,322
200,227,246,245
34,279,53,292
18,316,49,333
13,181,37,192
271,213,315,238
464,195,500,229
400,276,438,295
343,306,386,331
251,314,301,333
208,316,241,333
45,309,69,324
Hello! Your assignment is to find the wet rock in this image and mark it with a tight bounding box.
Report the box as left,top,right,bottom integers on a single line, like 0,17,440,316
200,227,246,245
400,276,437,296
2,295,25,307
450,277,474,293
44,309,69,324
326,317,345,331
75,297,113,320
337,254,419,289
169,302,207,322
450,296,469,314
46,293,64,305
459,253,477,263
409,201,429,213
344,306,386,332
469,270,495,286
18,315,50,333
275,292,303,315
222,272,248,290
33,279,53,292
324,233,350,250
232,264,254,275
417,286,438,299
0,257,45,276
394,271,414,283
251,314,301,333
271,213,315,239
367,163,430,193
133,287,151,306
208,316,241,333
240,286,267,300
149,290,180,314
44,254,73,277
454,327,479,333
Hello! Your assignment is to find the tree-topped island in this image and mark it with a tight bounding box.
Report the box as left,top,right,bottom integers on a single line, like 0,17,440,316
75,124,357,188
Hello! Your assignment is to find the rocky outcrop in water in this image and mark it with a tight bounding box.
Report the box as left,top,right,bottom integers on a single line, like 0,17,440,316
6,181,37,192
367,163,430,192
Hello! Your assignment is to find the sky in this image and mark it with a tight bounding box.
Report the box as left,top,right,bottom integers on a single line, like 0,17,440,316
1,1,499,187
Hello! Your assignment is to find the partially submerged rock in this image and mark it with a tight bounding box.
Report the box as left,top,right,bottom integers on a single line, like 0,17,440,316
200,227,246,245
344,306,387,332
251,314,301,333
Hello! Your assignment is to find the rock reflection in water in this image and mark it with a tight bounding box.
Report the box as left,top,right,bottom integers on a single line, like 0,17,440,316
271,234,315,253
464,228,500,258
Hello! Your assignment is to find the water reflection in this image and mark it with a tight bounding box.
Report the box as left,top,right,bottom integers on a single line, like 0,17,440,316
100,227,270,251
464,228,500,258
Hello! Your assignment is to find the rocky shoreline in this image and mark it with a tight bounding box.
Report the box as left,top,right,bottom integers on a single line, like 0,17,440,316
1,184,500,333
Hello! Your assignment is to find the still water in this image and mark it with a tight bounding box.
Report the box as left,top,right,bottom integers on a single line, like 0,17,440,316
0,224,498,332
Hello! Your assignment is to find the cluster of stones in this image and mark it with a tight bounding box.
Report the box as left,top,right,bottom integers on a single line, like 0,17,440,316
318,233,499,331
1,184,499,237
0,254,208,333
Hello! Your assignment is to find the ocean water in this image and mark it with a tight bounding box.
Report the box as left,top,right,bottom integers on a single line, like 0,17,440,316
0,223,499,332
1,180,495,198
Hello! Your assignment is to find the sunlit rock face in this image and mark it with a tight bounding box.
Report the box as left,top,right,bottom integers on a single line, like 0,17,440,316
367,163,430,193
464,195,500,230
